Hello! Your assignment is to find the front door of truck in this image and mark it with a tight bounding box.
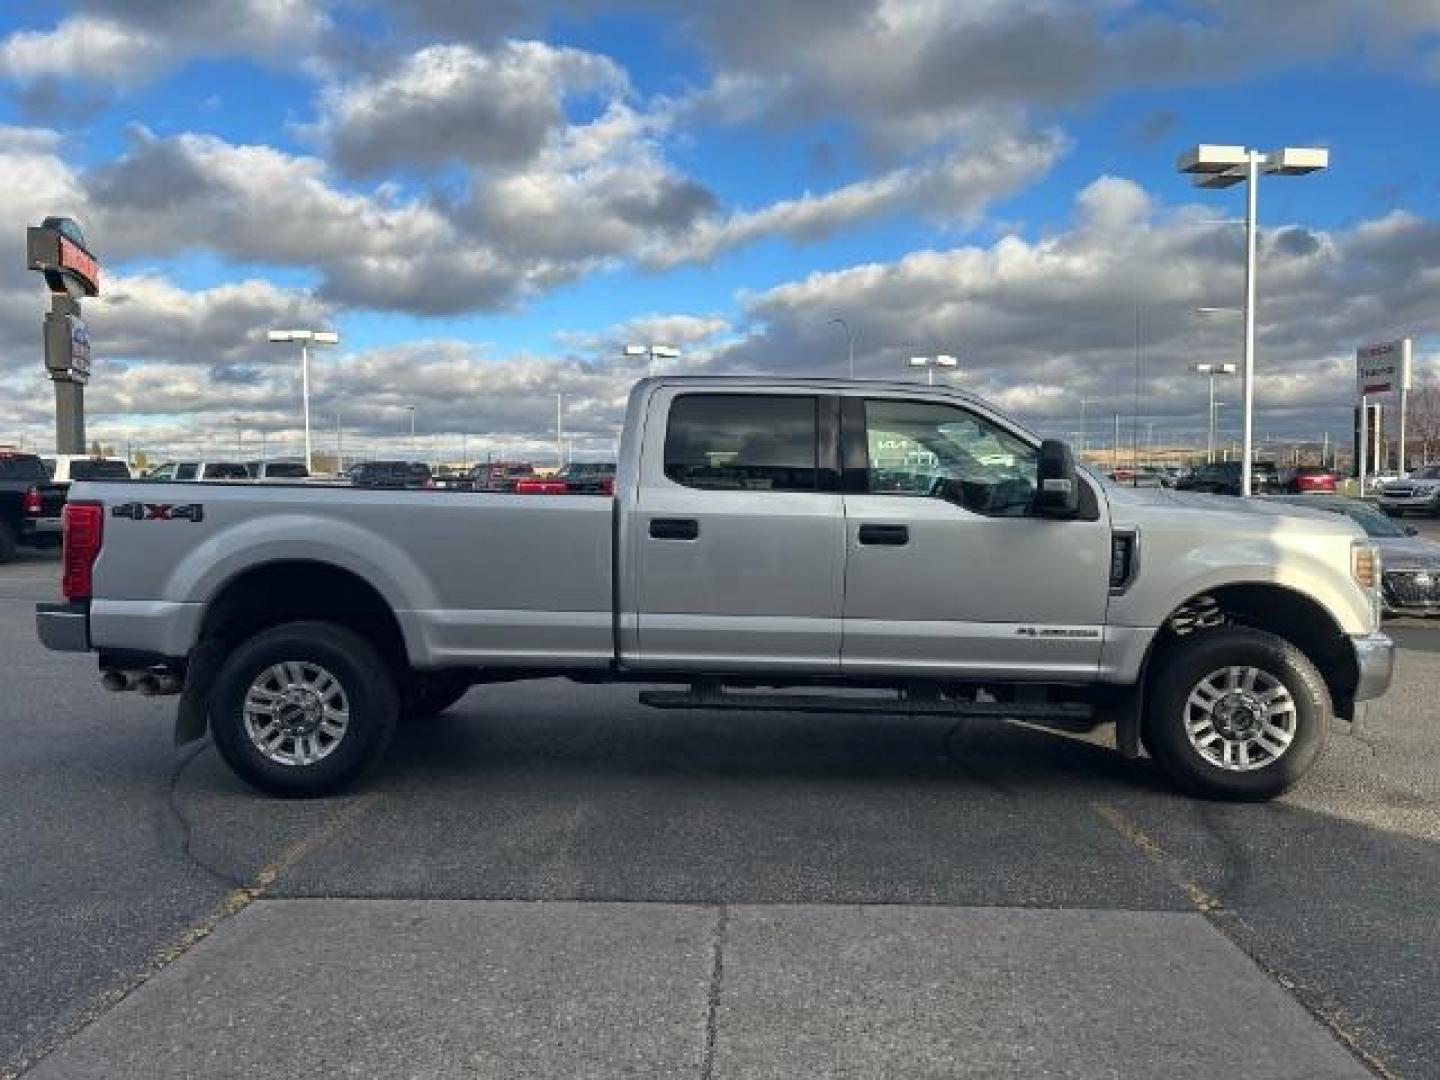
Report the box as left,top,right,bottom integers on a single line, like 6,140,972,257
840,396,1111,678
630,390,846,671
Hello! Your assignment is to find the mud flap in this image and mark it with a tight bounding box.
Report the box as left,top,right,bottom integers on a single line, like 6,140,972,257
1113,683,1143,759
174,638,226,746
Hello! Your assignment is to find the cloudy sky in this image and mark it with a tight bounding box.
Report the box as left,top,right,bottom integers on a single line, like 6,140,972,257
2,0,1439,463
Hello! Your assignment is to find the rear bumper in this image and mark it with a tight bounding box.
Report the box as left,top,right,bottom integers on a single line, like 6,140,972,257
36,601,91,652
1350,632,1394,702
1378,494,1440,511
21,516,61,536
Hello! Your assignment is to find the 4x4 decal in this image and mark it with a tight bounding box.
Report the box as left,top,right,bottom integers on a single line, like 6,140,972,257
111,502,204,522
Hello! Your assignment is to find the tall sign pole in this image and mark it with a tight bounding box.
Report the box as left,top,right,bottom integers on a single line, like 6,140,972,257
27,217,100,455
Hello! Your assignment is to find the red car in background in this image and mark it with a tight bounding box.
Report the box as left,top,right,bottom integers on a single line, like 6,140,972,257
512,476,568,495
1279,465,1337,494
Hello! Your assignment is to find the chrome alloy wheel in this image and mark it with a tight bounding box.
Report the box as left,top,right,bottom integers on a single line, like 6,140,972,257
242,661,350,767
1183,665,1297,772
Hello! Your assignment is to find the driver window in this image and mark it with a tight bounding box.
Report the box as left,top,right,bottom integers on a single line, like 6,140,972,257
863,399,1039,517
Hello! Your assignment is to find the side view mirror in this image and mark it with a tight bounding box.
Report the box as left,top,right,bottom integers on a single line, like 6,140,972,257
1034,439,1080,518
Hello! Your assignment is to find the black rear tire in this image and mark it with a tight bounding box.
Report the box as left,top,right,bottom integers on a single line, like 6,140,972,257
210,621,398,797
1144,626,1330,801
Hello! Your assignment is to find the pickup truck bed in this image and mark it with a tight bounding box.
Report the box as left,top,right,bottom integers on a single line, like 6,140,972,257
37,377,1394,801
0,451,66,562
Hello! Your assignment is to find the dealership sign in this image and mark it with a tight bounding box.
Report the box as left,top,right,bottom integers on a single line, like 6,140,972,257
1356,338,1411,395
27,216,100,298
43,312,91,383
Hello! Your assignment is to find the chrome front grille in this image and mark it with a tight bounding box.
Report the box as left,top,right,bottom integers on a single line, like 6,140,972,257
1384,570,1440,607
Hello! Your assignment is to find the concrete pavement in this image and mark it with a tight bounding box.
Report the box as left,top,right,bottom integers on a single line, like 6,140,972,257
25,901,1368,1080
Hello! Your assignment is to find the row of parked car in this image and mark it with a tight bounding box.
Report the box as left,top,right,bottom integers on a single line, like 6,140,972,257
1105,461,1340,495
135,457,620,495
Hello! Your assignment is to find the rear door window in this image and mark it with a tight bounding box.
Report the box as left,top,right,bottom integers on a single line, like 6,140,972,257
664,394,819,492
175,464,198,480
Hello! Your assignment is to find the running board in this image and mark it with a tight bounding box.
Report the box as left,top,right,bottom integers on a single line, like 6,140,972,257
637,687,1093,724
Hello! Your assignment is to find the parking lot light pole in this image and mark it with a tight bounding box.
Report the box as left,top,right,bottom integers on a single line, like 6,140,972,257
267,328,340,474
406,406,416,460
623,343,681,377
908,354,958,386
1179,144,1329,496
1194,362,1237,463
829,317,855,379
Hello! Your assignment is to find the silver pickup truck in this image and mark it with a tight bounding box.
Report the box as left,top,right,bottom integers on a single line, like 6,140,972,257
37,377,1393,800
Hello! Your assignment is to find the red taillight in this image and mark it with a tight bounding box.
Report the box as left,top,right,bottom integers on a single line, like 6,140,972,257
23,487,43,516
601,476,616,497
62,501,103,601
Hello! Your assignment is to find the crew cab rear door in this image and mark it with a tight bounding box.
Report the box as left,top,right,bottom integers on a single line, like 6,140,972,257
628,388,845,671
839,395,1111,679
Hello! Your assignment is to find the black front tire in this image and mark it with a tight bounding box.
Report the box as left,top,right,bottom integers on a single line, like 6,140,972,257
210,621,398,797
1144,626,1330,801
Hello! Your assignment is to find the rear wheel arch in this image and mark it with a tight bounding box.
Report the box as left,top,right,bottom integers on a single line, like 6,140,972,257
181,561,412,744
198,559,410,668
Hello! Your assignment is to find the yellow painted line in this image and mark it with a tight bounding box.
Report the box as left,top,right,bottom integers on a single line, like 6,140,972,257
1089,800,1398,1080
1,792,379,1080
1088,801,1225,914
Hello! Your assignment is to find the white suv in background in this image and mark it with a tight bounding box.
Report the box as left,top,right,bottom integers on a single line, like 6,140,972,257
146,462,251,481
1378,465,1440,517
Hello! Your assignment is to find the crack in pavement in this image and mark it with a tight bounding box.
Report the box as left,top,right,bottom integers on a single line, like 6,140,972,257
699,904,729,1080
1,790,381,1080
1088,800,1399,1080
164,739,247,892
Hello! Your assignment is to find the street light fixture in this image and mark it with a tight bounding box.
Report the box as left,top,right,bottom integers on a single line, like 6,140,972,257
1179,143,1329,495
829,317,855,379
908,354,958,386
267,328,340,473
623,342,681,376
1194,363,1237,463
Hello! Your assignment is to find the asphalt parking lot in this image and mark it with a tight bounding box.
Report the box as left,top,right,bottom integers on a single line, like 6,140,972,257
3,526,1439,1079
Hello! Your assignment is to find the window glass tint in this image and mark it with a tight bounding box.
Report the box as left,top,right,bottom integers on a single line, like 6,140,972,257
265,463,308,478
664,394,818,492
206,463,250,479
70,460,130,480
175,463,198,480
0,454,45,481
864,399,1038,517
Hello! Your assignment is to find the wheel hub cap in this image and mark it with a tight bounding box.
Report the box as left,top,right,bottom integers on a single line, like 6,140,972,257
1183,665,1297,772
242,661,350,767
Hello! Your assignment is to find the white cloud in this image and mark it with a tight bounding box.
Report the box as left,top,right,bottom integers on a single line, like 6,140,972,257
0,17,167,87
0,1,328,88
316,40,627,177
644,128,1067,267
